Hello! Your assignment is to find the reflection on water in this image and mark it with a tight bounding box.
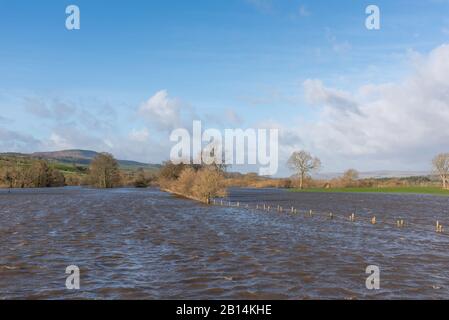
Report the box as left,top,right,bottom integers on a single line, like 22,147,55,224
0,187,448,299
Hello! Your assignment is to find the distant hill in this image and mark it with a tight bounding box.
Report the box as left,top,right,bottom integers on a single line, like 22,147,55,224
1,150,161,171
32,150,99,164
314,170,431,180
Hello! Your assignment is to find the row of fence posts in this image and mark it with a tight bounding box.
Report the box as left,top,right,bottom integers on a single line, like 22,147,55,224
211,199,444,234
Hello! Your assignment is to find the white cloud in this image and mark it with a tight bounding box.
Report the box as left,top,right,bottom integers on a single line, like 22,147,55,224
139,90,182,131
292,44,449,171
4,92,177,163
303,79,360,114
129,128,150,142
24,98,77,120
43,127,108,152
41,127,167,164
103,139,114,149
325,28,352,54
48,133,72,150
0,128,40,152
23,97,118,134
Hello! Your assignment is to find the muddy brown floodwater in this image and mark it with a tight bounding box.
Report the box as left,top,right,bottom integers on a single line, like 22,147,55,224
1,187,449,299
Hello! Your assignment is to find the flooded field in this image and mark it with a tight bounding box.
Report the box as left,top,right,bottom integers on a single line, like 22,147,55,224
1,187,449,299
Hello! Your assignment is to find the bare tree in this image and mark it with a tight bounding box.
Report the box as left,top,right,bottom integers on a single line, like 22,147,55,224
288,150,321,189
159,161,186,180
432,153,449,190
343,169,359,181
88,153,121,188
192,167,227,202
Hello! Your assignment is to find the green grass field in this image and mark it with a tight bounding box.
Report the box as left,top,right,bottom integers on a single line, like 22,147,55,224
289,186,449,196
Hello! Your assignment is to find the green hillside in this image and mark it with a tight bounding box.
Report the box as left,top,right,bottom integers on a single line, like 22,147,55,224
1,150,161,171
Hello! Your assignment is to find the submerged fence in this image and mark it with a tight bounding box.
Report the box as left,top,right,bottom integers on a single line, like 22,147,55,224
211,199,447,236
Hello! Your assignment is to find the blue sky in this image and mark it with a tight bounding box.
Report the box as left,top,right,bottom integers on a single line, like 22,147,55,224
1,0,449,175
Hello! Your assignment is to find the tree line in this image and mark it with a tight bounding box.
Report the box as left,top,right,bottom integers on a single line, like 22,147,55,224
287,150,449,190
0,160,65,188
0,153,156,189
2,150,448,191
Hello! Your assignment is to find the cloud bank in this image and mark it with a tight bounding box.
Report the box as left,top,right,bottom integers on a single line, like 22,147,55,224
2,44,449,173
288,44,449,171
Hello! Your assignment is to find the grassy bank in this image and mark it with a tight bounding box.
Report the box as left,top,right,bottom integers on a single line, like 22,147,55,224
289,186,449,196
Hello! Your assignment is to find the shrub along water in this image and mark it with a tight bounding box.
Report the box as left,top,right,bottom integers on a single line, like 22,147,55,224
158,161,227,203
